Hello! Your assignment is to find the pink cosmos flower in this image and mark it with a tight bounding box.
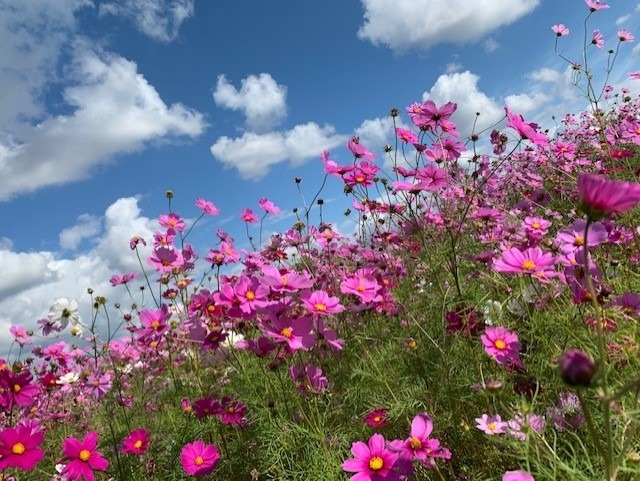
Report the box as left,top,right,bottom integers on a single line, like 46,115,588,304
585,0,608,11
263,314,315,351
363,408,389,428
340,273,382,303
347,138,376,160
0,424,45,471
0,370,39,409
258,197,281,214
577,173,640,219
302,290,345,315
195,197,220,216
396,128,419,144
618,29,635,42
552,24,569,36
555,219,607,253
503,471,535,481
507,414,546,441
390,413,451,467
592,29,604,49
217,397,247,425
158,212,186,232
192,397,219,419
259,265,314,292
109,272,138,286
481,326,521,366
504,106,548,146
59,431,110,481
342,433,402,481
475,414,508,435
630,72,640,80
180,440,220,477
9,325,32,347
493,246,555,281
147,246,184,273
240,208,259,223
136,304,171,342
290,364,329,395
121,428,149,455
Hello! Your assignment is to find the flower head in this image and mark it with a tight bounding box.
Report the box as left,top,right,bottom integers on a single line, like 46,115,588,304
60,431,110,481
0,425,45,471
342,433,402,481
180,440,220,477
552,24,569,36
122,429,149,455
577,173,640,220
48,298,81,332
481,326,521,366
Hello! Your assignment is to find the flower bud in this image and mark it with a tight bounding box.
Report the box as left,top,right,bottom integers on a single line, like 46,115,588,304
559,349,595,387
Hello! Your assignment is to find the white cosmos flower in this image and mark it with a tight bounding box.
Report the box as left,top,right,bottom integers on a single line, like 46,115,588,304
56,372,80,385
48,298,81,331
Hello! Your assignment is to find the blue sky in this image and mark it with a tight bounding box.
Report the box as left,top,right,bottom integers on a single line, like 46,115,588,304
1,0,639,351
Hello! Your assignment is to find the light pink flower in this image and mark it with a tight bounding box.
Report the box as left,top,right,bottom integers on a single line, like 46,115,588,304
552,24,569,36
475,414,508,435
481,326,521,366
578,173,640,219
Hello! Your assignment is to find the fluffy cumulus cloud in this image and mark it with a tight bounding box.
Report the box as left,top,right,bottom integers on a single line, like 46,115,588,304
0,3,205,202
213,74,288,132
0,44,205,201
422,70,503,136
59,214,102,251
99,0,194,42
358,0,539,52
210,123,348,180
0,197,156,353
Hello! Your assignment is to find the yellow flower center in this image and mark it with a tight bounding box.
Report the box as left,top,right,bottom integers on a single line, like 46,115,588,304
12,443,25,455
13,384,21,393
245,291,255,301
487,422,496,431
373,416,381,422
151,320,160,330
531,222,540,229
314,303,327,312
410,436,422,449
369,456,384,471
494,339,506,350
280,327,293,338
134,440,143,449
194,456,204,466
356,284,365,292
79,449,91,462
574,236,584,246
521,259,536,271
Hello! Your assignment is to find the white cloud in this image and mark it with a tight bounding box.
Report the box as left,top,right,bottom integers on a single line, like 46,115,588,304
0,44,205,201
0,197,157,353
358,0,539,52
99,0,194,42
0,0,91,129
483,38,499,53
213,74,288,132
422,70,503,136
210,123,348,180
616,14,630,25
504,92,551,116
445,62,463,74
59,214,102,251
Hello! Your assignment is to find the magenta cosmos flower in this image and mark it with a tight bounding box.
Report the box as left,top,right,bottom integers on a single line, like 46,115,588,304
302,290,345,315
180,440,220,477
0,424,45,471
121,428,150,455
342,433,402,481
493,246,555,282
59,431,109,481
503,471,535,481
390,413,451,467
577,173,640,220
481,326,521,366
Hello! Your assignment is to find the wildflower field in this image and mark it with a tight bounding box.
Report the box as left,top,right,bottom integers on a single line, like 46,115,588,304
4,2,640,480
